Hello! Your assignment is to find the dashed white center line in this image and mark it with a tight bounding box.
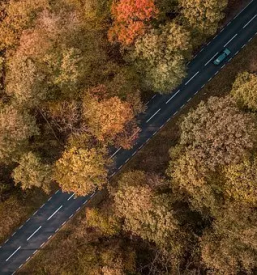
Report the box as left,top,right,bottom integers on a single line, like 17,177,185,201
146,108,161,123
6,246,21,261
47,205,63,221
27,226,42,241
166,89,180,104
110,147,121,159
185,71,199,85
243,14,257,29
67,194,75,201
205,52,219,66
224,33,238,47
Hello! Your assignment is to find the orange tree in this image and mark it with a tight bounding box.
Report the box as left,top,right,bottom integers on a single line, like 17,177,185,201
108,0,159,46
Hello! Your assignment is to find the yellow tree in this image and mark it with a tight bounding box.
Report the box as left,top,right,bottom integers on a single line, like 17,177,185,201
54,147,108,196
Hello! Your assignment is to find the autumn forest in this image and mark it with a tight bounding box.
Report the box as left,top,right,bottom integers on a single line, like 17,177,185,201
1,0,257,274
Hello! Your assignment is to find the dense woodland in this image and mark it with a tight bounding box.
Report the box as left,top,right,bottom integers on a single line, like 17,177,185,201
1,0,257,274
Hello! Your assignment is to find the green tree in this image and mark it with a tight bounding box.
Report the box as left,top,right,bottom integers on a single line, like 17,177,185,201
133,22,191,93
231,72,257,110
0,104,39,163
54,147,108,196
201,204,257,274
179,0,228,39
12,152,52,193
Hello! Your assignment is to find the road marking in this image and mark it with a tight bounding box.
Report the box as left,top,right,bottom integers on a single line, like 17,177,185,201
166,90,180,104
220,27,224,32
181,104,185,109
205,53,219,66
62,221,66,226
235,50,239,55
40,203,45,209
146,138,150,143
153,131,157,136
33,250,38,255
139,145,143,150
243,14,257,28
40,242,45,248
151,94,156,100
25,256,30,262
76,207,81,212
90,191,96,198
19,264,23,269
47,205,63,221
4,239,9,244
83,200,88,205
19,225,23,230
208,77,213,82
221,64,225,69
6,246,21,261
69,214,74,219
110,172,115,177
224,33,238,47
48,235,52,240
174,111,178,116
55,190,59,194
26,218,30,223
166,118,171,123
248,37,253,42
118,165,123,170
215,71,218,76
48,197,52,202
146,108,161,123
228,57,232,62
227,21,231,26
67,194,75,201
185,71,199,85
201,84,205,89
55,228,59,233
187,98,192,103
200,48,204,53
27,226,42,241
132,151,136,156
110,147,121,159
235,0,254,19
33,210,38,216
242,44,246,48
125,158,129,163
12,232,16,237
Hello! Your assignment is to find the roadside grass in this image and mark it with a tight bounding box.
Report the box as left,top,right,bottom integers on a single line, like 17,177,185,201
19,16,257,275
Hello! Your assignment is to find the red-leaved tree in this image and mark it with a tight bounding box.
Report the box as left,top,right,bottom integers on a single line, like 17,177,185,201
108,0,159,46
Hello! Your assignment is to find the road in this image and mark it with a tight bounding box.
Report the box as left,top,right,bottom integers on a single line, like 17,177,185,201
1,0,257,273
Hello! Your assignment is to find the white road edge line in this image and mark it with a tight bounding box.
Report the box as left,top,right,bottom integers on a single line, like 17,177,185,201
166,89,180,104
40,242,45,248
6,246,21,261
27,226,42,241
47,205,63,221
243,14,257,29
185,71,199,85
146,108,161,123
235,0,254,19
110,147,121,159
55,190,59,194
67,193,75,201
204,52,219,66
224,33,238,47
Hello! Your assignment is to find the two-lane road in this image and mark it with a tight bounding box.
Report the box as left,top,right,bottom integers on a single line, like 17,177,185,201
1,0,257,273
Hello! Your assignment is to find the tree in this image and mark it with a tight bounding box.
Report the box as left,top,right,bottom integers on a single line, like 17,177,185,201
133,22,191,92
224,157,257,207
54,147,108,196
82,90,137,147
167,96,257,215
201,204,257,274
0,0,49,50
179,96,256,170
113,171,186,254
231,72,257,111
108,0,159,46
86,207,121,236
179,0,228,38
0,104,39,163
12,152,52,194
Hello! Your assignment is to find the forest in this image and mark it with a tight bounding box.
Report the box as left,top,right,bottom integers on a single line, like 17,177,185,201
1,0,257,274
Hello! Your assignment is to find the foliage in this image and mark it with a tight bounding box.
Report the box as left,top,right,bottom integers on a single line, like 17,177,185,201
0,104,39,163
113,171,186,254
179,0,228,38
224,157,257,206
108,0,159,46
54,147,108,196
86,207,121,236
231,72,257,110
133,22,191,92
201,204,257,274
12,152,52,194
83,89,138,148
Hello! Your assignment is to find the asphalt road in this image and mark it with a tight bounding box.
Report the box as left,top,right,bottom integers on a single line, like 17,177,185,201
1,0,257,273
